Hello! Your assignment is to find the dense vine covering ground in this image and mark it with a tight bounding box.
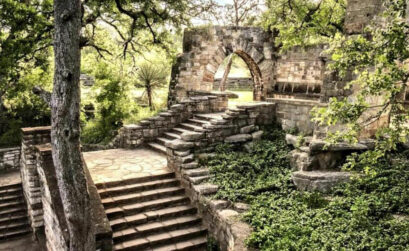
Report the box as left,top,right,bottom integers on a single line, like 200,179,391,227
204,127,409,250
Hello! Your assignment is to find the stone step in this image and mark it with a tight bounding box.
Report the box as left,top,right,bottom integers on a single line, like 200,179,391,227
110,205,197,231
163,132,181,140
102,187,185,209
96,172,175,189
0,221,30,234
194,113,224,121
183,168,209,178
156,137,174,146
0,213,27,225
179,123,204,132
99,178,180,199
113,215,202,242
0,183,22,193
113,225,207,251
172,127,193,135
0,206,26,218
152,236,207,251
106,195,191,220
0,187,22,198
147,142,167,154
187,119,210,125
187,175,211,185
0,200,25,211
0,228,31,241
0,194,24,204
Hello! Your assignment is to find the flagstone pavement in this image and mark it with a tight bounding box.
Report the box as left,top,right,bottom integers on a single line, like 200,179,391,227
83,148,169,185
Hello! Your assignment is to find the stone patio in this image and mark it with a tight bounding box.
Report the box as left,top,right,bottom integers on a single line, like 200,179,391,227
83,148,169,185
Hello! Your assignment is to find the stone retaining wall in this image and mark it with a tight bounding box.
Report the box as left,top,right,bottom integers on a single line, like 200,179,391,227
118,95,228,149
267,98,326,135
20,127,112,250
213,77,253,91
165,102,275,250
36,145,69,251
20,126,51,234
0,147,20,172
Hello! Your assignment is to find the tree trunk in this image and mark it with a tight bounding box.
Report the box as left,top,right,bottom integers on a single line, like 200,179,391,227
220,54,233,92
147,83,154,111
52,0,94,250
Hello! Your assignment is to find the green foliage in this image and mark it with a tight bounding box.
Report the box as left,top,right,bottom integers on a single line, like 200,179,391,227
205,127,409,250
81,62,132,144
205,126,292,202
261,0,346,49
312,0,409,173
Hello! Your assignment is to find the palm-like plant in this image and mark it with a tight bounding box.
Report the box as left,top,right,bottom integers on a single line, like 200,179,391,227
135,63,168,111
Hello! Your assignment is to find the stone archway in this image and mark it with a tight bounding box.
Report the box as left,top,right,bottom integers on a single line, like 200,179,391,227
168,26,275,105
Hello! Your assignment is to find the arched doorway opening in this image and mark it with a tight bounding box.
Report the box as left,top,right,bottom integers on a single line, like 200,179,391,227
212,50,264,107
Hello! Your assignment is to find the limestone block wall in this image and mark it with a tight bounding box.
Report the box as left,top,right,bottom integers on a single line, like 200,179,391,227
267,98,326,135
165,102,275,251
0,147,20,172
168,26,275,105
213,77,253,91
20,126,51,234
119,95,228,149
345,0,383,34
36,145,69,251
272,45,327,99
34,143,112,251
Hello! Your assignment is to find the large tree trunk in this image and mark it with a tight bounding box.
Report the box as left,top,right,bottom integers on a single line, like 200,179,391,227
219,54,233,92
52,0,94,250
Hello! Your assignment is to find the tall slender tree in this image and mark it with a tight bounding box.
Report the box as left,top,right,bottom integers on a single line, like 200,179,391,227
52,0,94,249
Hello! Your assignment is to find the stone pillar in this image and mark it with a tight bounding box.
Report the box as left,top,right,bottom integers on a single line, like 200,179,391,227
20,126,51,235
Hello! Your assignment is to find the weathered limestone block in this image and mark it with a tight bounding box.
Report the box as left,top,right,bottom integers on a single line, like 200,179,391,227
224,134,252,143
292,171,351,192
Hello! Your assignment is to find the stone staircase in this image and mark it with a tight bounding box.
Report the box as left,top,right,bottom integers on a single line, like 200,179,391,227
0,181,31,241
147,113,224,154
97,172,208,251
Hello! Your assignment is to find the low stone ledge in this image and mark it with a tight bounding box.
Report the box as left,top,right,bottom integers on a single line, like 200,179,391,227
225,134,252,143
292,171,351,192
309,140,373,154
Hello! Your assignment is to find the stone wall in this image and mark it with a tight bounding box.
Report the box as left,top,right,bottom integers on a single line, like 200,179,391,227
168,26,275,105
20,127,112,250
213,77,253,91
345,0,383,34
0,147,20,172
165,102,275,250
20,126,51,234
36,145,69,251
272,45,327,100
119,94,228,148
267,98,326,135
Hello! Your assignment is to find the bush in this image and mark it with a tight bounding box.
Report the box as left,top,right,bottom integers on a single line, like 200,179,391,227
81,62,132,144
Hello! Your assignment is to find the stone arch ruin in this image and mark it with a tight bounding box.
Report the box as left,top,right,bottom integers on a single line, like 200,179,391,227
168,26,275,104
